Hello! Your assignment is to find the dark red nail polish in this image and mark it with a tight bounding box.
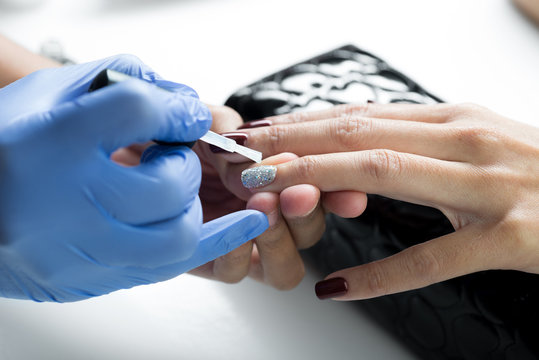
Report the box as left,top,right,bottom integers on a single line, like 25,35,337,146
238,119,272,129
367,99,375,104
315,277,348,300
209,132,248,153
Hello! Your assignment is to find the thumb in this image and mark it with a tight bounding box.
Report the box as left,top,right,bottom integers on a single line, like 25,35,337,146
118,210,268,285
176,210,269,271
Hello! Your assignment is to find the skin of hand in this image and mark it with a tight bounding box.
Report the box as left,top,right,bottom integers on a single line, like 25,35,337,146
113,106,360,290
513,0,539,25
238,102,539,300
190,106,367,289
0,35,60,87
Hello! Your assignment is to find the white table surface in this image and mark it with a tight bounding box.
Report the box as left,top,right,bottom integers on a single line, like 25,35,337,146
0,0,538,359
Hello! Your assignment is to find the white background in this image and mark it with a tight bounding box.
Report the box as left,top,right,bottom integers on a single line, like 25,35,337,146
0,0,538,359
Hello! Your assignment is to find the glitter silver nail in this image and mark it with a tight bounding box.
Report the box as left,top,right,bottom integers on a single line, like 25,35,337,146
241,166,277,189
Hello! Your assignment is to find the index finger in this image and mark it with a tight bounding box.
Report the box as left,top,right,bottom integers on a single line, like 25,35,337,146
241,151,479,211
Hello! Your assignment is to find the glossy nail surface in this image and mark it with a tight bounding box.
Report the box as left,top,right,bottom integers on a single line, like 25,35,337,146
238,119,272,129
315,277,348,300
241,166,277,189
210,132,247,153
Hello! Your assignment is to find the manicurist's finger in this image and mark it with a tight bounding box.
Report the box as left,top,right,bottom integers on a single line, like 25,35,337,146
241,151,484,211
314,226,500,300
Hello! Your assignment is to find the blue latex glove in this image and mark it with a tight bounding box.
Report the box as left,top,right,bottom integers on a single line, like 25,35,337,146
0,55,268,302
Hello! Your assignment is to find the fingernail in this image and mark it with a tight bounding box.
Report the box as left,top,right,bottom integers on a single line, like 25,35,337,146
210,132,248,153
315,277,348,300
241,165,277,189
367,99,375,104
238,119,272,129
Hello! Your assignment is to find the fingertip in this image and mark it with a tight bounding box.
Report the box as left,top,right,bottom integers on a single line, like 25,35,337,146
169,96,212,141
243,209,270,238
280,184,320,218
240,153,297,191
315,276,349,300
246,192,280,227
322,191,367,218
260,152,299,165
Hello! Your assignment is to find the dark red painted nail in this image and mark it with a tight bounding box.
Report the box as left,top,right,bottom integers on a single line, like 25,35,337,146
209,132,248,153
367,99,375,104
238,119,272,129
315,277,348,300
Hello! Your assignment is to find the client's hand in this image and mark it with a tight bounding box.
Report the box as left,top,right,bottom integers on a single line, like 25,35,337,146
189,106,341,290
112,105,337,290
239,103,539,300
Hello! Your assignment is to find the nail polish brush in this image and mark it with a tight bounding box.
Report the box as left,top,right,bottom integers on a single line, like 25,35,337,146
89,69,262,163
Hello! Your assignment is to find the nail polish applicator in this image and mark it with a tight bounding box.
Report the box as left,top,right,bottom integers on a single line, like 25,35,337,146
88,69,262,163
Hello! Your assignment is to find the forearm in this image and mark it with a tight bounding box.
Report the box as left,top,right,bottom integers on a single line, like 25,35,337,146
513,0,539,25
0,35,60,88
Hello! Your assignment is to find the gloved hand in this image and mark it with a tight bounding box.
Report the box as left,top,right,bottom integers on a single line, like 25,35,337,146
0,55,268,302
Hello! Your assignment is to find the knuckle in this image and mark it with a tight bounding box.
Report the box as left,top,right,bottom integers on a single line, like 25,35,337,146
288,110,311,123
451,125,504,151
405,247,441,283
334,103,368,117
451,102,486,117
363,149,404,182
212,105,242,123
265,125,290,155
295,155,321,181
330,116,373,149
365,263,388,296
